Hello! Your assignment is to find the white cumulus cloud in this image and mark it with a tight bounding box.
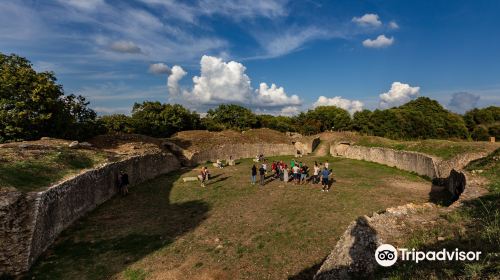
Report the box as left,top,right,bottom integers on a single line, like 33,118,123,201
313,96,364,114
352,13,382,27
166,55,302,113
280,106,300,116
362,35,394,48
255,83,301,107
149,62,171,74
167,65,187,96
188,55,252,103
379,82,420,108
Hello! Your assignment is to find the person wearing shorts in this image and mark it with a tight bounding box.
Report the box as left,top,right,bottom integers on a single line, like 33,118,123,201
321,167,330,192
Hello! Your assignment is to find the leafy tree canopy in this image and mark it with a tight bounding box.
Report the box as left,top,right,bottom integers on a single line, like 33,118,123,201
0,53,99,142
206,104,257,130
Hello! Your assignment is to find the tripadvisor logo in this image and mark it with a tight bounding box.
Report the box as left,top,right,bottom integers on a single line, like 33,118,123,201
375,244,482,267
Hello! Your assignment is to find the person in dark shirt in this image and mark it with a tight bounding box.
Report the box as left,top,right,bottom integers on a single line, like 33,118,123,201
259,164,266,186
321,167,331,192
119,170,129,196
251,164,257,185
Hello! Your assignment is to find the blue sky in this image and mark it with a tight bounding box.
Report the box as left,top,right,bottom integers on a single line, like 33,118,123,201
1,0,499,115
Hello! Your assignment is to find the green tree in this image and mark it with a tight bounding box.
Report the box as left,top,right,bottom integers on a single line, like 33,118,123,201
352,110,373,134
131,102,202,137
205,104,257,130
256,114,296,132
0,53,100,142
464,106,500,140
99,114,135,134
299,106,351,132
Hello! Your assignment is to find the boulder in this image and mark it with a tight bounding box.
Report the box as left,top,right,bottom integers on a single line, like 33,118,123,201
68,141,79,148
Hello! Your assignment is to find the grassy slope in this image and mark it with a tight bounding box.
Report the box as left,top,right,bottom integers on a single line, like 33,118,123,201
0,147,111,192
378,149,500,280
25,155,433,280
355,136,495,160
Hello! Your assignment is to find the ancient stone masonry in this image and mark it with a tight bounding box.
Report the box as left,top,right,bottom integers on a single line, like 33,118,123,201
318,144,493,279
164,138,320,166
331,144,439,178
0,152,180,275
330,144,488,196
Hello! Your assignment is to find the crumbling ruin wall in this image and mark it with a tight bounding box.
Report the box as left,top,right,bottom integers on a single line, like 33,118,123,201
0,152,180,275
178,143,298,165
294,136,321,155
318,146,493,279
330,144,489,196
331,144,439,178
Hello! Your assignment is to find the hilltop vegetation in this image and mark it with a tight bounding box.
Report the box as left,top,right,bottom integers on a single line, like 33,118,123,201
1,52,498,143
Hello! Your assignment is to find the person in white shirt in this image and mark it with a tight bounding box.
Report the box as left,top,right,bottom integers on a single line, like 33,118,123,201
313,163,320,184
292,165,300,184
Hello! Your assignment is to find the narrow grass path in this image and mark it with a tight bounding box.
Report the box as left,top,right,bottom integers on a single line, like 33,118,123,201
26,155,436,280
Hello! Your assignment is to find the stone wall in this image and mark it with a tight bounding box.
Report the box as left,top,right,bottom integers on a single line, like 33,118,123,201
331,144,439,178
0,152,180,275
190,143,297,164
164,142,310,166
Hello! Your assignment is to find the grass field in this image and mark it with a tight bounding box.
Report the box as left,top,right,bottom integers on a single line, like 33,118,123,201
354,136,495,160
25,155,435,280
0,147,113,192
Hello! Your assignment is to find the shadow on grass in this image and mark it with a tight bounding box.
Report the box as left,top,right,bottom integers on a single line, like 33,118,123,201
288,259,325,280
24,170,210,280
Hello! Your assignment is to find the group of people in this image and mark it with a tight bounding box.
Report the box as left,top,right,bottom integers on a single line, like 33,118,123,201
251,158,333,192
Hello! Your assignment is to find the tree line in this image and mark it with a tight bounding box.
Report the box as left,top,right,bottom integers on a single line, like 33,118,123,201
1,53,498,142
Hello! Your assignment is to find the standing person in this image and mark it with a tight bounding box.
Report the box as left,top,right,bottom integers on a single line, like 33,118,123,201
251,164,257,185
301,164,308,184
119,170,129,196
259,164,266,186
283,166,289,183
325,160,329,170
321,167,331,192
290,159,295,168
199,167,208,187
313,163,320,184
292,164,300,184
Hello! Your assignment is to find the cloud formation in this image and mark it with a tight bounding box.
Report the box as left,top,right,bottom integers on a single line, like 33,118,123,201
389,20,399,29
379,82,420,108
109,40,142,53
362,35,394,48
352,13,382,27
167,55,301,111
149,63,171,74
167,65,187,97
448,92,480,114
313,96,364,114
255,83,301,107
